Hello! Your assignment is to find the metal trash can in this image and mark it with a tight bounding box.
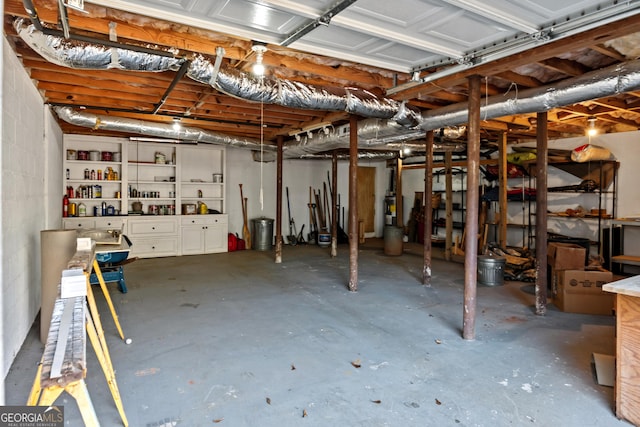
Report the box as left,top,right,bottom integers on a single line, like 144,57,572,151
477,255,506,286
251,217,274,251
384,225,404,256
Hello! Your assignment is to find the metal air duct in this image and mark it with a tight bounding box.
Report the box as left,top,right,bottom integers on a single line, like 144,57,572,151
54,106,268,151
417,60,640,131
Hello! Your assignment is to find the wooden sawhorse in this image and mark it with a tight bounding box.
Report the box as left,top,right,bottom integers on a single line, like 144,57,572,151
28,249,128,426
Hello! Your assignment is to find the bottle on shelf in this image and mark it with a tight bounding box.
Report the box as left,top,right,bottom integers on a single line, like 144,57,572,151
63,195,69,217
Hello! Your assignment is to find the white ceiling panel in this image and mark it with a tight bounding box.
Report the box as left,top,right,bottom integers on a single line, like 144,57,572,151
426,11,513,47
87,0,640,74
303,25,439,66
215,1,301,33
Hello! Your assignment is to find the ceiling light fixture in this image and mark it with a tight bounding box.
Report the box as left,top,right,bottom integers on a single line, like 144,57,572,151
251,44,267,76
172,117,181,131
587,116,598,137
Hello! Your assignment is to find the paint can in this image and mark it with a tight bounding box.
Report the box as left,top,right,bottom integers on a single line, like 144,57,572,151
318,232,331,247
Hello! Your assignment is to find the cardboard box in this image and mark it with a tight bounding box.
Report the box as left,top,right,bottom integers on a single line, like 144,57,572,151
547,242,586,270
555,270,614,315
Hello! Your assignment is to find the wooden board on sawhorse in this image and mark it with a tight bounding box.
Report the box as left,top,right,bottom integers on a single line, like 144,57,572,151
28,248,129,426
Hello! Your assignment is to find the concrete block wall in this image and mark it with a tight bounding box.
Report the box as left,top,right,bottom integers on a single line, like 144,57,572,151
225,148,389,240
1,36,63,397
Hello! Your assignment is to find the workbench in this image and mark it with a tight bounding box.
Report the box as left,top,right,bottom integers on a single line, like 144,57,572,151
603,275,640,425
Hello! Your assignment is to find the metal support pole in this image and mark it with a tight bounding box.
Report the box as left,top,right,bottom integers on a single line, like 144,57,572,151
535,112,549,315
275,136,283,263
498,132,508,248
331,151,338,258
423,130,434,285
445,152,453,261
348,115,359,292
396,157,404,228
463,74,481,341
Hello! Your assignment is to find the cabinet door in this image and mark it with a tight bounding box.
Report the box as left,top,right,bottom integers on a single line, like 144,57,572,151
182,226,205,255
204,224,226,253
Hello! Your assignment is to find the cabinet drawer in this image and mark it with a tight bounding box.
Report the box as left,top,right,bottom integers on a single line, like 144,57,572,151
180,214,227,226
63,218,96,229
129,237,178,258
94,217,126,230
128,218,178,235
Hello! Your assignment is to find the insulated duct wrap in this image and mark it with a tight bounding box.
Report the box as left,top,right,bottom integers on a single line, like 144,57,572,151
188,55,399,118
54,107,268,150
14,18,183,71
418,60,640,130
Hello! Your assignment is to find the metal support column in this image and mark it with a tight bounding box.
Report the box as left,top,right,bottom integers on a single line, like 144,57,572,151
275,136,283,263
498,132,508,248
535,112,549,315
423,130,434,285
463,75,481,341
396,157,404,228
348,116,359,292
331,151,338,257
445,152,453,261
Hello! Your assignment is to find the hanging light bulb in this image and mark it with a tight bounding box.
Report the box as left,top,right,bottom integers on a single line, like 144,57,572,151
251,44,267,76
172,117,181,131
586,116,598,137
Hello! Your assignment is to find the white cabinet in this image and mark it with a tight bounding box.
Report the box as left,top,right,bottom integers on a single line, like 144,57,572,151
62,136,227,258
181,215,228,255
63,135,126,218
179,145,225,214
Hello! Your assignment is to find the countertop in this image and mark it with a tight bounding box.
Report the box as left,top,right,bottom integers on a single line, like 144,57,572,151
603,275,640,297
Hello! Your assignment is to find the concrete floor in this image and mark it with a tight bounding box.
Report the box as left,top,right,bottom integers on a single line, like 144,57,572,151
5,240,630,426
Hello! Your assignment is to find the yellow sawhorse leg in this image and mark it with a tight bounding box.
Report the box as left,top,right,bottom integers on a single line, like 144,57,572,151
92,259,125,340
38,380,100,427
85,276,116,372
86,309,129,427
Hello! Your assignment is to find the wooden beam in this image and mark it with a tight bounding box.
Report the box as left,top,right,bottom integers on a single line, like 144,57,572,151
498,132,508,248
538,57,590,76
